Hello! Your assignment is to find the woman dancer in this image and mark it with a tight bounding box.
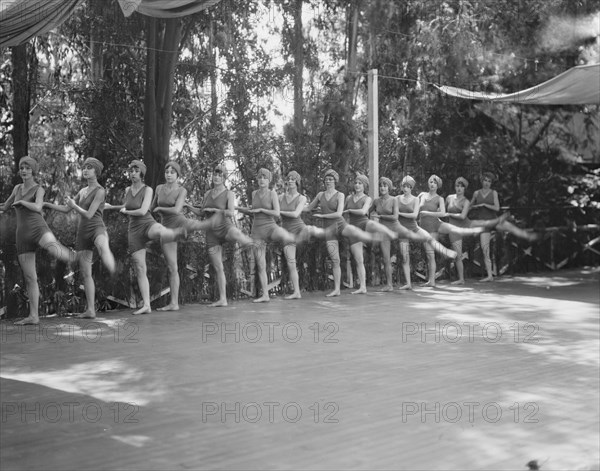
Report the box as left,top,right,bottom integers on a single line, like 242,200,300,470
43,157,116,318
469,172,499,281
343,174,397,294
278,171,327,299
372,176,432,291
238,168,296,303
304,169,383,297
446,177,471,285
187,164,252,307
105,160,186,315
397,175,457,290
0,156,77,325
152,161,214,311
469,172,539,282
418,174,495,287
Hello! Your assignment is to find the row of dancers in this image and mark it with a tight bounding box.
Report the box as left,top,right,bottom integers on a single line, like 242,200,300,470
1,157,539,324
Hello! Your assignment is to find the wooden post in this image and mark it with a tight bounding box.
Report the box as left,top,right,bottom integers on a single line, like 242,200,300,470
367,69,379,287
368,69,379,199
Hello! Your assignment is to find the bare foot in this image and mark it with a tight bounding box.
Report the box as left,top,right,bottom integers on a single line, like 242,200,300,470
284,293,302,300
253,296,270,303
325,290,340,297
351,288,367,294
422,281,436,288
380,285,393,292
480,276,494,282
133,305,151,315
14,317,39,325
451,280,465,285
209,299,228,307
77,310,96,319
157,304,179,311
398,284,412,291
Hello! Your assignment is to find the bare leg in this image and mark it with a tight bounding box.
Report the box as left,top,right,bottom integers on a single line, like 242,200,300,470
225,226,253,248
450,238,465,285
325,239,341,297
398,240,412,290
148,223,184,245
439,222,484,238
14,252,40,325
158,241,180,311
95,233,115,274
131,249,151,314
497,219,540,242
186,218,215,233
253,240,270,303
208,245,228,306
78,250,96,318
271,226,296,246
39,232,76,265
350,242,367,294
365,220,397,241
283,244,301,299
342,225,380,245
419,227,456,260
423,232,438,287
479,232,493,281
380,239,393,291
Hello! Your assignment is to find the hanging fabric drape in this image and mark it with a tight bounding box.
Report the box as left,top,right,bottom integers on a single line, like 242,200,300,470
117,0,222,18
0,0,223,48
0,0,85,49
436,63,600,105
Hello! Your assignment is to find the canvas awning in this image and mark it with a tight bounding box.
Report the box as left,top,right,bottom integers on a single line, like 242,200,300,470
436,63,600,105
0,0,222,48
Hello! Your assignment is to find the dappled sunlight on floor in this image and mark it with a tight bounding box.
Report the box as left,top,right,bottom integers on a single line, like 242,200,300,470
0,268,597,470
0,359,166,406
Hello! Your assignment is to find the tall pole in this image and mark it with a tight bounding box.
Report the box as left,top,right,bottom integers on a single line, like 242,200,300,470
368,69,379,198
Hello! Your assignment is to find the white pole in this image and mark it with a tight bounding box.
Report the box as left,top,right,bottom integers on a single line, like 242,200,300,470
368,69,379,199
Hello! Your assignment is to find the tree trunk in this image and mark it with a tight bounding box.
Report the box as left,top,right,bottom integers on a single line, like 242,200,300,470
11,43,32,180
293,0,304,132
339,0,360,188
144,17,182,188
345,0,359,109
89,0,104,83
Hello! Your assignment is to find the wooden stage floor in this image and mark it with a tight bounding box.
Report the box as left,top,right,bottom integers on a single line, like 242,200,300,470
1,268,599,471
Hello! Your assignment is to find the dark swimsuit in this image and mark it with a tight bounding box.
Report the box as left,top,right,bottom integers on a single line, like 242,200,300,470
203,189,234,247
397,196,419,240
250,190,279,241
14,184,51,254
319,191,347,240
125,185,157,253
470,190,497,230
345,194,370,245
75,186,107,251
374,196,405,236
447,195,470,243
280,194,307,244
419,194,442,233
156,185,187,229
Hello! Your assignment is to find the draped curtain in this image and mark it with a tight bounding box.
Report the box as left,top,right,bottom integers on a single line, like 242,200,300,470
436,63,600,105
0,0,222,48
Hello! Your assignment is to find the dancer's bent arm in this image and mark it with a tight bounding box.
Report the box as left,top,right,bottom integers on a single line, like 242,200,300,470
13,187,44,213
